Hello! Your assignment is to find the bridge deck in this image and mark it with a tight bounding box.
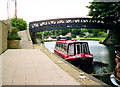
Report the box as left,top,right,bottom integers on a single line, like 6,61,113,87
29,17,107,33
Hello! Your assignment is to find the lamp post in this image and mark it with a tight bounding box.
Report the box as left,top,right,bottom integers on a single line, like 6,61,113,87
42,32,44,40
7,0,17,39
15,0,17,31
7,0,10,39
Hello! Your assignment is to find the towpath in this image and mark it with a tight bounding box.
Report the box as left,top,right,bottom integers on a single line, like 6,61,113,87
2,49,80,85
2,30,80,85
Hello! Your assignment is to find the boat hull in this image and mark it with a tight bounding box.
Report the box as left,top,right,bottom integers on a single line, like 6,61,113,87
54,50,93,65
110,74,120,87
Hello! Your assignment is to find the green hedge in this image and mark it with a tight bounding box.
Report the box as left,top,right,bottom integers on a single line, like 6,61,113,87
8,27,21,40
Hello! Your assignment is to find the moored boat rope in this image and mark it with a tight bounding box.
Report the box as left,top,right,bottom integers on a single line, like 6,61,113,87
90,72,113,76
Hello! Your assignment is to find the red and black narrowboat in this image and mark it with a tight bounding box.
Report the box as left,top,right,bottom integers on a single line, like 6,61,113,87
54,40,93,65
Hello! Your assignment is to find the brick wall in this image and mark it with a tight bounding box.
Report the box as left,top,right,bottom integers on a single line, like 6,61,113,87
0,21,8,54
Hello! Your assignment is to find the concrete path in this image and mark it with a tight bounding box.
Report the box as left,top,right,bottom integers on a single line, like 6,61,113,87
18,30,33,49
2,49,80,85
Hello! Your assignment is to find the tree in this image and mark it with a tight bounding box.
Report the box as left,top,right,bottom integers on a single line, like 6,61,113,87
71,29,81,35
87,2,120,44
87,2,120,26
60,29,72,36
11,18,27,31
93,29,101,37
80,29,88,36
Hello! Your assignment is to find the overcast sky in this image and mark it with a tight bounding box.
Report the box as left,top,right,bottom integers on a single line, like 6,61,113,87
0,0,93,23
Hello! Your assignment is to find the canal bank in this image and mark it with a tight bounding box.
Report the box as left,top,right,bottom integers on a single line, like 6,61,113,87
43,41,116,86
34,44,109,86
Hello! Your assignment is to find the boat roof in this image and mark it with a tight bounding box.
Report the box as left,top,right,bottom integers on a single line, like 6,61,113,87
56,40,88,44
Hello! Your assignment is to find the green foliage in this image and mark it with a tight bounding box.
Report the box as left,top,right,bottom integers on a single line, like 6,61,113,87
8,27,21,40
43,31,50,37
99,39,103,44
71,34,76,38
110,30,120,45
87,2,120,44
98,32,108,37
42,29,72,37
37,32,43,34
93,29,101,37
87,33,93,37
73,37,106,41
11,18,27,31
87,2,119,24
41,40,44,44
37,28,108,39
56,29,72,36
71,29,81,35
80,29,88,36
61,29,71,36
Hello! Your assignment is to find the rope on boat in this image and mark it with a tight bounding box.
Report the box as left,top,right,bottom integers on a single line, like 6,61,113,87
90,72,113,76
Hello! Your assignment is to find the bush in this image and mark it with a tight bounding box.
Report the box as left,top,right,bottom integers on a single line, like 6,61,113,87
93,30,100,37
71,34,76,38
8,27,21,40
98,32,108,37
87,33,93,37
41,40,44,44
8,35,21,40
102,33,108,37
11,18,27,31
99,39,103,44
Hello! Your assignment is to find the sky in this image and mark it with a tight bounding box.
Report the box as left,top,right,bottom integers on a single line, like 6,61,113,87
0,0,93,23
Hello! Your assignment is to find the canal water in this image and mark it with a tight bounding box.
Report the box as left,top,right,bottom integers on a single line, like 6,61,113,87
44,40,115,85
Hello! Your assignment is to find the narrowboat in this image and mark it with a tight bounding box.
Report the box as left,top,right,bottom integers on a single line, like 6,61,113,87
110,45,120,86
54,39,93,65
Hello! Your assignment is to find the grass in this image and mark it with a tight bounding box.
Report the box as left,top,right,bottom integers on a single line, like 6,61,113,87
73,37,106,41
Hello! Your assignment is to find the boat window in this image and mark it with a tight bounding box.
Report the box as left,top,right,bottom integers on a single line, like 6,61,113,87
76,43,81,54
57,43,60,50
59,43,61,51
61,44,64,52
82,43,90,54
63,44,67,54
62,44,64,52
56,43,58,50
59,43,60,50
60,43,63,51
65,44,67,53
68,44,75,55
56,43,57,49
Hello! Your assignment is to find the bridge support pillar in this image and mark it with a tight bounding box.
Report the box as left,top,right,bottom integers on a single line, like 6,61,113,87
103,30,113,45
29,30,37,44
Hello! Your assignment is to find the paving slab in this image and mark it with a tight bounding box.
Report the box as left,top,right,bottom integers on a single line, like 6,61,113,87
2,49,80,85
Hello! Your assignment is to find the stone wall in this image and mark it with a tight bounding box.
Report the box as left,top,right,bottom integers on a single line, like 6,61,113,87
0,21,2,54
8,40,20,49
0,21,8,54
